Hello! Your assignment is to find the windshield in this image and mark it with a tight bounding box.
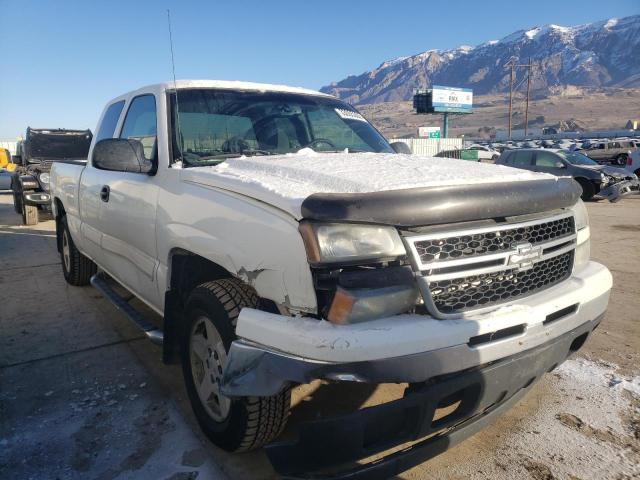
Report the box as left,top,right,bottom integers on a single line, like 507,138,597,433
169,89,393,166
557,151,598,166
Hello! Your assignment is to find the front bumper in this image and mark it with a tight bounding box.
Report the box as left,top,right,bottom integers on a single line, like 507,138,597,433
222,261,611,397
599,179,640,202
266,314,603,479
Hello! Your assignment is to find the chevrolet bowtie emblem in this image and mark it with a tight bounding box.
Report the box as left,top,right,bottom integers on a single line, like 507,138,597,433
508,242,542,271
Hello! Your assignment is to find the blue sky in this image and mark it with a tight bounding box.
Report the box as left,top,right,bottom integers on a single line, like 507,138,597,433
0,0,638,138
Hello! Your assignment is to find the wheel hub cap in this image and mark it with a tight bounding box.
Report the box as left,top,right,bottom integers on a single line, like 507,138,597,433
62,230,71,272
190,316,231,421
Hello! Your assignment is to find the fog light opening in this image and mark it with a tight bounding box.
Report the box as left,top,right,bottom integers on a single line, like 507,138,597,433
569,332,589,352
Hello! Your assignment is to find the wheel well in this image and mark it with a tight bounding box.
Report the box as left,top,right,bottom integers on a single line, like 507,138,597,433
169,250,232,304
53,198,66,252
163,250,279,364
574,177,598,194
635,168,640,177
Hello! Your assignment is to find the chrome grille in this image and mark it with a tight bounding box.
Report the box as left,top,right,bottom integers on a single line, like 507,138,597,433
413,216,574,264
406,212,577,318
429,251,574,314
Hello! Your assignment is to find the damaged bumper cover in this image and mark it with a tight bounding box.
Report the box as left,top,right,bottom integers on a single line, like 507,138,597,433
599,178,640,202
221,261,611,397
265,314,603,479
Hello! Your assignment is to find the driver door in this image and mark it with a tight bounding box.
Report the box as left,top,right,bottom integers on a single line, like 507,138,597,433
96,94,161,309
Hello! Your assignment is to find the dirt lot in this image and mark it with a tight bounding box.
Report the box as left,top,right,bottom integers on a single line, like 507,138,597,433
358,88,640,139
1,191,639,480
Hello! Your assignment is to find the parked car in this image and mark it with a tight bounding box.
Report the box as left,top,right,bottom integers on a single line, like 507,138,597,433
11,127,92,224
467,144,500,161
50,80,611,479
578,140,637,165
626,149,640,177
496,148,639,201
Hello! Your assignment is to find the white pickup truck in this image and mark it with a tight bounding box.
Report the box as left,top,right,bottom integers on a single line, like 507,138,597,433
50,80,612,479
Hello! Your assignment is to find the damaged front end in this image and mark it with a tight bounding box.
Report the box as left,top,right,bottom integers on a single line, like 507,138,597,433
598,175,640,202
217,178,613,478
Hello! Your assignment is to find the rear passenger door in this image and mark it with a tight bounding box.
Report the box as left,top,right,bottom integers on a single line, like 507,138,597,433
79,100,126,262
95,94,161,309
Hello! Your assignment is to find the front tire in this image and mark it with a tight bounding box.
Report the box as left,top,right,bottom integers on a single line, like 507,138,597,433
22,203,38,225
576,178,595,201
60,215,97,286
181,278,290,452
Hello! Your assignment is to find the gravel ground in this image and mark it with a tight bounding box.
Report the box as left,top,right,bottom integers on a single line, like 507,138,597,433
0,192,638,480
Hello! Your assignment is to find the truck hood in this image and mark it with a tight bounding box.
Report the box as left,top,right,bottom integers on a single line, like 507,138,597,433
180,152,578,226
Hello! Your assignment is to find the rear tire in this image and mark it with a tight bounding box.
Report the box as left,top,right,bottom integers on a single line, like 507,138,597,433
181,278,290,452
614,153,627,166
576,178,595,201
60,215,97,286
22,203,38,225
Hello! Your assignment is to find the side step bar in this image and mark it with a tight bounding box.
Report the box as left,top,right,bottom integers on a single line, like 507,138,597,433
90,273,164,345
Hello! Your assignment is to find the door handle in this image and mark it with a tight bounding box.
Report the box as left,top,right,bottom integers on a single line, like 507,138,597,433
100,185,110,202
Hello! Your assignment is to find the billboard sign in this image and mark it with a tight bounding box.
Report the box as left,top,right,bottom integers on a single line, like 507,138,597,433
418,126,441,138
431,86,473,113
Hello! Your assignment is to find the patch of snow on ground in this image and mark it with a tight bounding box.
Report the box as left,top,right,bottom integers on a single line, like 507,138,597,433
500,357,639,478
433,357,639,479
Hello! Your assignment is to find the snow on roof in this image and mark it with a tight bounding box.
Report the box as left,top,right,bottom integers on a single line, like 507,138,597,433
141,79,332,98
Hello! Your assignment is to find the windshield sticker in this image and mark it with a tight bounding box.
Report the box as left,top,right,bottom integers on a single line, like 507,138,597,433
335,108,367,123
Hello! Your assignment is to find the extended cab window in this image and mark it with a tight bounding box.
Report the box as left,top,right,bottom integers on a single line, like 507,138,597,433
120,95,157,160
96,101,125,142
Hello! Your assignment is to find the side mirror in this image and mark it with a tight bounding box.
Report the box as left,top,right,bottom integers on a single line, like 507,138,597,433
555,161,565,168
390,141,412,154
92,138,155,174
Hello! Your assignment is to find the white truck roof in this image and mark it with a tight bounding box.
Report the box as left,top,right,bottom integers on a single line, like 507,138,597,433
106,79,333,106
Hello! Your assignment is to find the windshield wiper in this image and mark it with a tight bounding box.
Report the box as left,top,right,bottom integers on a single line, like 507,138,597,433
241,149,276,157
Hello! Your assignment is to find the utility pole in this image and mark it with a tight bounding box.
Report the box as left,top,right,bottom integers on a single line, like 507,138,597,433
508,61,514,139
524,57,533,137
506,59,534,140
443,112,449,138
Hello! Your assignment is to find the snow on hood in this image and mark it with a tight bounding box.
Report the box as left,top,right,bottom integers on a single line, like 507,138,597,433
181,152,556,219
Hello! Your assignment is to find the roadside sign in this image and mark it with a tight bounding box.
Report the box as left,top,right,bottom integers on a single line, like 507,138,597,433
414,86,473,114
418,126,441,138
431,86,473,113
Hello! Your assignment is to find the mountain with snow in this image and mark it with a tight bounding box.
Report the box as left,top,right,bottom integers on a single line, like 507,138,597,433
320,15,640,104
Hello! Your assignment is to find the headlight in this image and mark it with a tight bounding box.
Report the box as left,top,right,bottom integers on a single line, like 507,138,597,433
39,172,50,184
571,199,589,230
570,200,590,271
600,173,610,185
299,222,406,265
